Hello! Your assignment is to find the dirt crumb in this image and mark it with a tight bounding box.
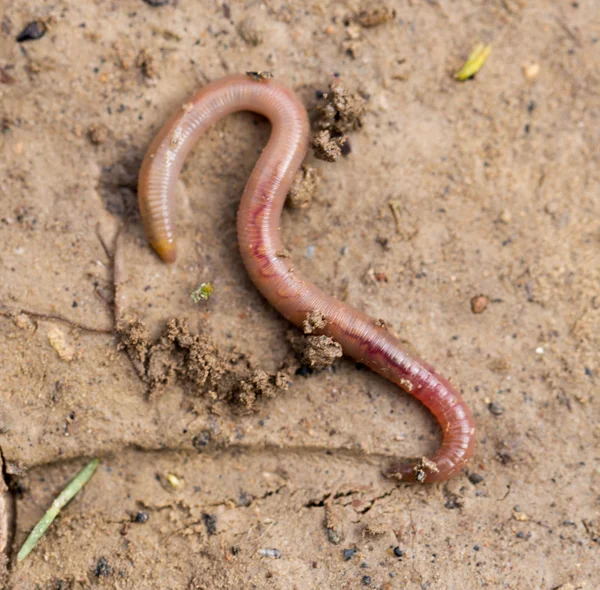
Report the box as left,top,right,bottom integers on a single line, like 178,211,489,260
117,319,150,372
303,310,327,334
303,335,342,369
315,80,365,135
88,123,109,145
136,48,157,79
312,80,365,161
286,165,319,209
325,504,344,544
288,330,342,370
14,314,35,331
118,318,289,407
312,130,344,162
237,17,263,46
354,2,396,28
46,326,75,362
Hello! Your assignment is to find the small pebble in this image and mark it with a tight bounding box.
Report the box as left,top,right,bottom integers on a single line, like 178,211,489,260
343,548,357,561
258,548,281,559
0,67,16,84
95,557,111,578
202,513,217,536
468,473,484,485
522,63,540,81
470,295,488,314
535,346,544,355
362,575,372,586
133,511,149,523
143,0,171,6
16,21,46,43
488,402,504,416
393,546,403,558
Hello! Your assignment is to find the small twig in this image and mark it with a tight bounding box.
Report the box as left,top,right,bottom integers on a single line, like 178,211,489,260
112,224,126,327
17,458,100,562
555,13,581,46
0,305,113,334
95,222,113,262
388,199,403,234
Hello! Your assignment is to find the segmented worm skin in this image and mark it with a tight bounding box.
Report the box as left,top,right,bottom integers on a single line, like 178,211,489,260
138,74,475,482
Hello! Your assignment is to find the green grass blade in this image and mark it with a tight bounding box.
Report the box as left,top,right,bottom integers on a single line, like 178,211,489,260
17,458,100,562
455,43,491,80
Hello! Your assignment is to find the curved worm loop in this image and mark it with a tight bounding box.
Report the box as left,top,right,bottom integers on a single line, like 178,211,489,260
138,74,475,482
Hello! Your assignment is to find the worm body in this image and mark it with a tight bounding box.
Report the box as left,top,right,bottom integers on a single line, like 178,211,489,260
138,74,475,482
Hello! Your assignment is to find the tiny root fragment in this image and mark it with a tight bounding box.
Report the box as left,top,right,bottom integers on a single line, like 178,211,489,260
17,458,100,562
454,43,491,81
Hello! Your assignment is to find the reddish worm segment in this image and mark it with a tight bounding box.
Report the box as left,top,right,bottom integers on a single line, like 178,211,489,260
138,74,475,482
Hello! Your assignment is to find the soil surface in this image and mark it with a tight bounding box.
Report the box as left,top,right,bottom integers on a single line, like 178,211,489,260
1,1,598,588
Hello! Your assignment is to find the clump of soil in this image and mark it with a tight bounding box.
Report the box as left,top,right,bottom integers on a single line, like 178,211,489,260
286,165,319,209
312,80,366,162
303,310,327,334
286,311,343,370
87,123,109,145
118,318,290,409
288,331,342,370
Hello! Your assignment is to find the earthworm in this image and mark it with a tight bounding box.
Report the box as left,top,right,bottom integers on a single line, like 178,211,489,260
138,74,475,482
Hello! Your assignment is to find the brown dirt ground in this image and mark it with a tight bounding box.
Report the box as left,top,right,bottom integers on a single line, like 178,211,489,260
1,1,599,588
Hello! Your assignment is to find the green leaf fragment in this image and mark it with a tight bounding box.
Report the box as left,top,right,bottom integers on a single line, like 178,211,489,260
455,43,491,81
191,283,214,303
17,458,100,562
